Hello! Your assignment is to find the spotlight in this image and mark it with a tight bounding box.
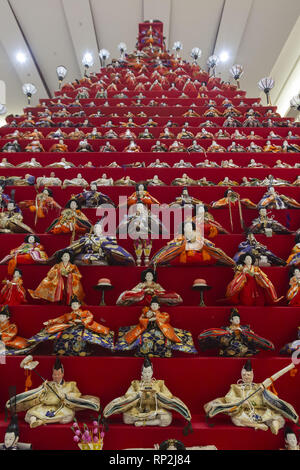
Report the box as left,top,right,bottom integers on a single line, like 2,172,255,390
219,51,229,63
16,52,27,64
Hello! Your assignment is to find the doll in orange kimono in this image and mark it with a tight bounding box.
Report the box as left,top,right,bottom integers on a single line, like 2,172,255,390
0,235,48,274
46,197,91,239
0,268,27,305
20,188,62,224
29,249,85,304
115,297,197,357
0,305,33,354
27,296,113,356
124,182,160,208
286,266,300,306
150,219,235,267
226,253,282,306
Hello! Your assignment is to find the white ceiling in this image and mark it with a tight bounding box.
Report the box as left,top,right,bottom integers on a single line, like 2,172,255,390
0,0,300,119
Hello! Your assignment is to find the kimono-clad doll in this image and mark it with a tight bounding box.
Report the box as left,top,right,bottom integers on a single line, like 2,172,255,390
27,295,114,356
0,305,34,355
226,252,282,306
117,200,165,266
29,249,85,305
0,235,48,274
233,234,286,267
0,202,34,234
1,140,22,153
116,268,183,306
285,266,300,306
0,412,32,450
126,439,217,450
6,357,100,428
51,220,135,266
46,197,92,239
115,296,196,358
150,219,235,267
125,182,160,209
204,359,299,434
198,308,274,357
19,188,62,224
247,208,291,236
280,427,300,450
257,186,300,210
103,356,192,430
62,173,89,189
287,233,300,266
0,268,27,306
74,183,115,208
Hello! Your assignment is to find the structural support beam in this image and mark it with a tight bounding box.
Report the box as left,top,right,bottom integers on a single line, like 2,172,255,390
62,0,100,77
213,0,253,72
143,0,171,50
0,0,48,104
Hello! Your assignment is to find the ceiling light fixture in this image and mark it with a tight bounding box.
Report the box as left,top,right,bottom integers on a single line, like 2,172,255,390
207,55,219,77
230,64,244,89
258,77,275,105
99,49,110,68
172,41,183,60
16,52,27,64
219,51,229,63
56,65,67,89
118,42,127,60
22,83,37,105
190,47,202,65
82,52,94,77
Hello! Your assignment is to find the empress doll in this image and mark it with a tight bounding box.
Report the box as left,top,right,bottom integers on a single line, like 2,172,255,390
198,308,274,357
116,268,182,306
115,297,197,358
29,249,85,304
0,268,27,305
46,198,92,238
125,182,160,208
27,295,114,356
226,253,282,306
150,220,235,267
0,235,48,274
0,202,34,234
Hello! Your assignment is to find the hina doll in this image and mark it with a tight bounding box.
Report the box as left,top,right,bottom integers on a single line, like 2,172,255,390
233,234,286,266
248,208,291,235
286,267,300,306
173,160,194,169
62,174,88,189
153,440,217,451
75,183,115,208
49,140,68,153
0,305,33,354
280,427,300,450
146,175,166,186
126,183,160,208
24,141,45,153
52,221,135,266
257,186,300,210
92,173,114,186
1,140,22,153
103,357,192,429
0,235,48,274
116,268,182,306
286,234,300,266
198,308,274,357
150,141,168,152
76,140,94,153
115,297,197,358
117,200,165,266
29,249,85,304
46,158,75,169
150,219,235,267
0,268,27,305
0,158,15,168
6,357,100,428
27,296,114,356
114,176,136,186
225,253,282,306
0,202,34,234
0,412,32,450
20,188,62,223
187,141,205,153
36,173,62,188
204,360,298,434
171,174,197,186
46,198,92,238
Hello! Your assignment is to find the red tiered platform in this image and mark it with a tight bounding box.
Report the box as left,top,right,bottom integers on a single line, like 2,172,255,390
0,22,300,450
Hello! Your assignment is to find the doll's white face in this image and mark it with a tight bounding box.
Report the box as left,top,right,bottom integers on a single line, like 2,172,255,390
70,201,77,210
231,316,240,326
13,271,21,279
71,301,80,311
244,255,253,267
167,444,177,450
7,203,14,211
260,209,267,217
141,366,153,381
241,368,254,383
0,314,8,323
91,184,97,191
43,189,49,197
150,302,159,311
294,269,300,279
286,433,298,447
52,368,64,384
61,253,70,263
269,187,275,194
145,272,154,282
28,235,35,244
4,432,18,448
